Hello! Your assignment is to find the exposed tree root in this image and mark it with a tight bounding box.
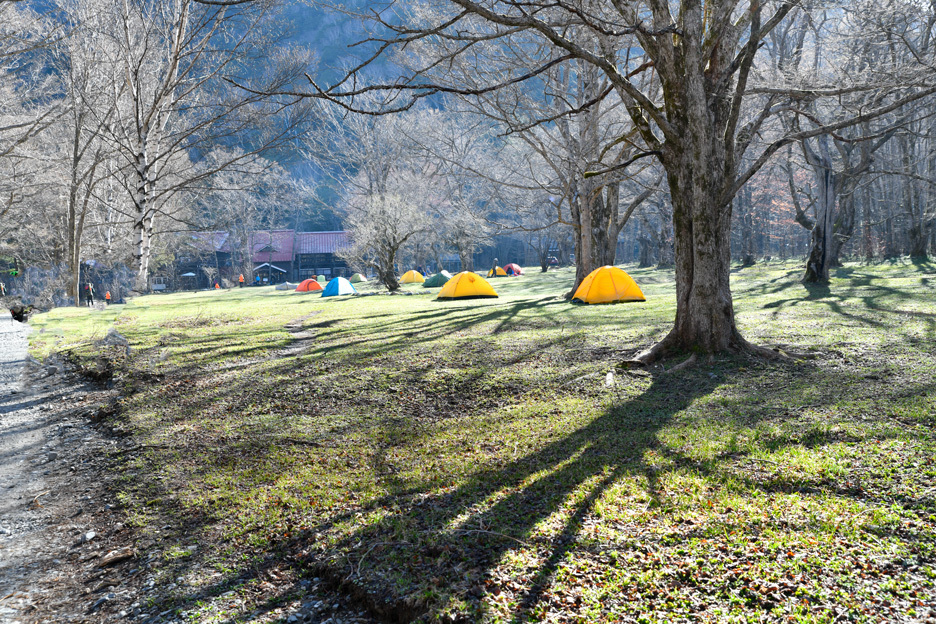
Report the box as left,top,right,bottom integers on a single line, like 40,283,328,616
664,353,697,373
618,330,795,370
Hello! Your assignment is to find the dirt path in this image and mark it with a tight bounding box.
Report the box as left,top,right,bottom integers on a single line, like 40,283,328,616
0,316,381,624
0,317,137,623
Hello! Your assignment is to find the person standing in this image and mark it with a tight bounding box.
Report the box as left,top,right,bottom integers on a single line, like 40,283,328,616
238,274,245,288
86,283,95,307
105,291,111,305
490,257,500,278
0,281,6,297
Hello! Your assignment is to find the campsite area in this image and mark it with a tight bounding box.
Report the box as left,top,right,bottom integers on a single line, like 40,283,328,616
26,262,936,623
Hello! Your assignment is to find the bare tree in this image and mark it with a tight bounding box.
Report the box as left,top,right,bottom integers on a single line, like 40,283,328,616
339,170,435,290
289,0,936,360
89,0,313,289
415,46,662,294
45,0,127,305
195,148,309,281
0,1,61,249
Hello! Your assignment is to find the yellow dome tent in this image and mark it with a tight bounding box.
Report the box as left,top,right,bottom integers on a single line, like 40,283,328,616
401,270,426,283
487,266,508,277
437,272,499,300
572,266,646,304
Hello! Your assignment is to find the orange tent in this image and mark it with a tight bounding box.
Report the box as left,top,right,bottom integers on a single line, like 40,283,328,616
437,272,498,300
296,278,323,292
572,266,645,304
401,270,426,283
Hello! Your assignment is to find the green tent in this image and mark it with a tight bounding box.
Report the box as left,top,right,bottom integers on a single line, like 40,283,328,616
423,271,453,287
349,273,367,283
317,274,327,283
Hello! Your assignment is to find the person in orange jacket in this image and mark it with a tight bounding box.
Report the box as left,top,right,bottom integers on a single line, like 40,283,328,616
238,273,244,287
105,291,111,304
214,282,220,289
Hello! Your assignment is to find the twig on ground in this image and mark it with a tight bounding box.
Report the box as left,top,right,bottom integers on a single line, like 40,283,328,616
29,491,51,508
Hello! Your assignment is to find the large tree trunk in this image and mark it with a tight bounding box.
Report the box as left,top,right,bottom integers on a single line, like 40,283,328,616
132,143,156,291
802,166,838,283
862,182,874,262
901,133,930,260
593,183,620,267
649,141,746,355
637,232,655,267
737,185,755,267
457,244,474,272
380,246,401,291
909,222,932,259
565,187,596,298
658,220,674,268
828,190,857,267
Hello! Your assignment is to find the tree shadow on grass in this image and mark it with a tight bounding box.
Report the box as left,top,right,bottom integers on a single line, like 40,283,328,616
153,367,722,622
128,348,936,623
759,271,936,342
300,296,571,365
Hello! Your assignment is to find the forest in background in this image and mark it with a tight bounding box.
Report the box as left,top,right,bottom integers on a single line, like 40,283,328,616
1,0,935,313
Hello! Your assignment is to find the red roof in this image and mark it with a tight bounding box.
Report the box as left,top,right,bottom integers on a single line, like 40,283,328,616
251,230,296,263
295,231,350,254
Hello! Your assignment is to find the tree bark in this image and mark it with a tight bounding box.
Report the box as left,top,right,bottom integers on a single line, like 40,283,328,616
651,140,746,355
378,246,401,291
802,164,837,283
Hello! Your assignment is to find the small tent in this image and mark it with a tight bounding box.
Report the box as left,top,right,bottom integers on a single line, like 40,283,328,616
503,263,523,276
437,272,498,300
296,279,323,292
423,271,453,287
349,273,367,283
401,270,426,284
275,281,299,291
572,266,645,304
322,276,357,297
317,274,327,283
487,266,508,277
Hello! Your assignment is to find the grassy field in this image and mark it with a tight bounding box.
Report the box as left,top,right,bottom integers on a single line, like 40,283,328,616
30,262,936,623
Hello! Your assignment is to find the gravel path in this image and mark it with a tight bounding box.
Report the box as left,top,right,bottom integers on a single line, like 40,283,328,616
0,315,46,622
0,316,381,624
0,317,135,623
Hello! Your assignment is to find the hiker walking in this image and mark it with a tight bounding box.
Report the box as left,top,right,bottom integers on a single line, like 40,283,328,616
491,257,499,278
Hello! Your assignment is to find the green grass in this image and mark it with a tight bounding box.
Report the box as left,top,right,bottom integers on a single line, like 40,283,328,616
30,261,936,623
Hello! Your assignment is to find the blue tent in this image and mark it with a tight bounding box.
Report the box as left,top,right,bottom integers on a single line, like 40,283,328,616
322,276,357,297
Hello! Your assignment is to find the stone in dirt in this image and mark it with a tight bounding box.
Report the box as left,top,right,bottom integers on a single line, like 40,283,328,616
102,328,129,347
